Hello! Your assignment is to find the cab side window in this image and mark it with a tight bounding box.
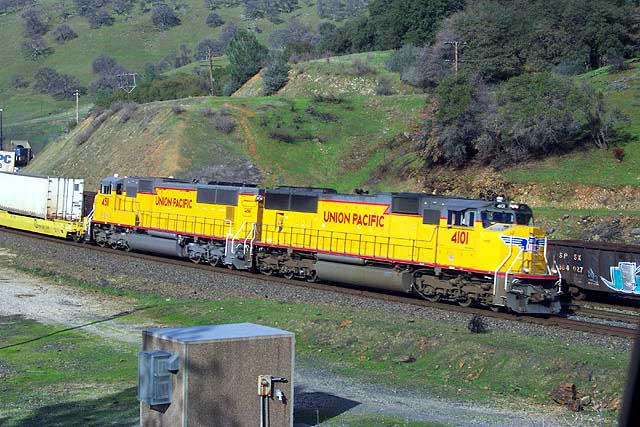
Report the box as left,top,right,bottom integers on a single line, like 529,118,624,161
448,210,475,227
447,211,463,226
463,211,476,227
100,184,111,195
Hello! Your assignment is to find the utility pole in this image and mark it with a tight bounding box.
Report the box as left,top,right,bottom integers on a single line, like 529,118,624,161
74,90,80,125
207,48,216,97
444,41,466,74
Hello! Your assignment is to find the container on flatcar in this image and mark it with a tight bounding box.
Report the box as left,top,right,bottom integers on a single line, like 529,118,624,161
548,240,640,298
0,172,84,220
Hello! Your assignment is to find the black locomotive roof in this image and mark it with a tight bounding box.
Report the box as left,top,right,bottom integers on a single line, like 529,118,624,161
99,176,261,193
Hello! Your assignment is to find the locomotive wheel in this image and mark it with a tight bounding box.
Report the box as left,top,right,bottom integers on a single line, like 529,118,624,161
306,270,318,283
189,255,202,264
259,265,273,276
457,297,475,308
97,240,108,248
425,293,441,303
209,255,220,267
489,305,502,313
283,270,295,280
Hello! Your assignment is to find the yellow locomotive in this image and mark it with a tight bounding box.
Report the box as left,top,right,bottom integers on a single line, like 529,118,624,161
91,176,561,314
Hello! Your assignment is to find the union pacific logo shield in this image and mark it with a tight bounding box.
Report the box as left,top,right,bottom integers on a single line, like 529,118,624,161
499,235,546,253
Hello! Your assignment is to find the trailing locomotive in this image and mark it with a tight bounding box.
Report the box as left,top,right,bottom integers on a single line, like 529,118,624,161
90,175,561,314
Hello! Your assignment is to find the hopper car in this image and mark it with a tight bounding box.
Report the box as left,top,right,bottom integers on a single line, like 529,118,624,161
548,240,640,302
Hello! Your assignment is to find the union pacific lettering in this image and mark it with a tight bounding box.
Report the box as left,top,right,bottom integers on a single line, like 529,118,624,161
155,196,193,209
323,211,385,228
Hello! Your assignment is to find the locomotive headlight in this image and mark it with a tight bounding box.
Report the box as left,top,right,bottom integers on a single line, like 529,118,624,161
523,267,530,273
551,267,558,274
255,195,264,202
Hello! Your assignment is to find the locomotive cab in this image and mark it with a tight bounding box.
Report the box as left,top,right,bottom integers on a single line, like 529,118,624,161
476,201,560,313
424,195,560,314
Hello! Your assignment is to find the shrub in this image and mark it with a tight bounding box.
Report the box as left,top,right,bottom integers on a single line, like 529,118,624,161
206,12,224,27
609,56,631,73
33,67,81,99
10,74,29,88
312,93,345,104
385,44,421,73
213,114,236,134
262,53,290,95
195,38,224,60
468,315,487,333
613,147,625,162
172,105,185,114
76,109,113,144
87,10,115,28
119,102,138,123
75,128,93,145
269,128,295,143
74,0,104,16
21,36,53,60
92,55,123,76
375,76,395,96
151,3,181,30
305,106,337,122
112,0,134,14
21,9,48,38
351,58,375,75
52,24,78,44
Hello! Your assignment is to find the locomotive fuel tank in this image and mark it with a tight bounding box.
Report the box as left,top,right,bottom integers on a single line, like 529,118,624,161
315,261,413,292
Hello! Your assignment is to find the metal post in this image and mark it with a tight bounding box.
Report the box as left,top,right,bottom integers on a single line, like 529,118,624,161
74,90,79,124
0,107,3,151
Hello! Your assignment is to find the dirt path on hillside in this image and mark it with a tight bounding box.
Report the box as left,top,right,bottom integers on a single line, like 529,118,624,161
223,103,259,163
0,257,598,427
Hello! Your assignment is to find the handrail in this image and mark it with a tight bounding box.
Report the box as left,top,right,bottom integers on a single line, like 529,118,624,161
542,237,551,274
229,221,247,257
493,236,514,298
244,223,257,258
504,248,524,292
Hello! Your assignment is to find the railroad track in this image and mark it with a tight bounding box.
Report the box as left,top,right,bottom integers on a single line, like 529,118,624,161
2,228,638,339
570,301,640,324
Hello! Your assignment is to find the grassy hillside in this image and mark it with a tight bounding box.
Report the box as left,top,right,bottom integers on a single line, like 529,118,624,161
27,94,424,192
0,0,323,146
234,51,422,98
504,61,640,187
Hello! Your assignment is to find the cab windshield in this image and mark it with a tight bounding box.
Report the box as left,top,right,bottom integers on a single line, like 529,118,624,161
481,209,533,228
481,210,514,228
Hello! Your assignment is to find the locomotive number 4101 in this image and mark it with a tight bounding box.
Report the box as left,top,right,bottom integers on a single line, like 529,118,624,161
451,231,469,244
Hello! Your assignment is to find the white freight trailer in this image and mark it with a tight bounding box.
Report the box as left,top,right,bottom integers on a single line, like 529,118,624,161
0,172,84,221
